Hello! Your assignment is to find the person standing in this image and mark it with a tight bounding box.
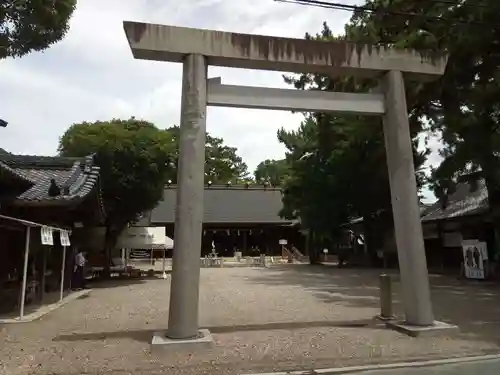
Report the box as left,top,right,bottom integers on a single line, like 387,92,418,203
73,250,87,290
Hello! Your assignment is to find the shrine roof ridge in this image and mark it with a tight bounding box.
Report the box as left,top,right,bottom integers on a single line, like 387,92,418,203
421,179,488,222
164,183,282,192
150,184,290,225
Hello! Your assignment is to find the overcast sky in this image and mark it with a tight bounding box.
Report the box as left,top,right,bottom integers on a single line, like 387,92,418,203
0,0,441,201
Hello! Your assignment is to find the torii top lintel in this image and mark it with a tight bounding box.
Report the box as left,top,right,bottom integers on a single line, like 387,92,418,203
123,21,448,81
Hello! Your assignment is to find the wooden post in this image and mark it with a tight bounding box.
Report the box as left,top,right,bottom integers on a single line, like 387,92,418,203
243,230,248,256
60,246,66,301
19,226,31,319
40,247,47,302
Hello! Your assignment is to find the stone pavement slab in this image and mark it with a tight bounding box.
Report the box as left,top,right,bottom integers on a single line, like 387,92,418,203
240,355,500,375
1,266,500,375
322,357,500,375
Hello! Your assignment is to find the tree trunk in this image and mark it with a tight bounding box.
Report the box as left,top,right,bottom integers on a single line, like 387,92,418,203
308,230,321,264
363,215,379,266
103,226,119,278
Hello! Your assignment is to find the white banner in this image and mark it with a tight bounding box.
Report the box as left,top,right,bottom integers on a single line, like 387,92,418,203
80,227,173,249
41,226,54,246
462,240,488,280
117,227,171,249
60,230,71,247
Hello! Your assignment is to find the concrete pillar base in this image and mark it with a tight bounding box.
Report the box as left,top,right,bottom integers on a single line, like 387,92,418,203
151,329,213,353
386,320,459,338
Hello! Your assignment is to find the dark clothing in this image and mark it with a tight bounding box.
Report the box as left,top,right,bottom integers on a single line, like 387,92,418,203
73,266,85,289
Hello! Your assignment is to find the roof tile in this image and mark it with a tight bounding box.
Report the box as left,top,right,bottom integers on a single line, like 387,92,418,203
151,185,291,224
0,153,101,203
422,179,488,222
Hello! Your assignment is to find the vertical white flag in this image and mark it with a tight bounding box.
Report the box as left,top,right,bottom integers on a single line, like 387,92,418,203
41,226,54,246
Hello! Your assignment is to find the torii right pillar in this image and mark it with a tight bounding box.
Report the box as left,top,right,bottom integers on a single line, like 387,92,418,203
382,70,435,327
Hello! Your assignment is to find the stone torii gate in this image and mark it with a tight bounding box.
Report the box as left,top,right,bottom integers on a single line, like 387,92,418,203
123,21,450,347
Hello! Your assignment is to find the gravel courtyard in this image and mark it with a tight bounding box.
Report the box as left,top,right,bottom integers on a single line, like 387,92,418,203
1,265,500,375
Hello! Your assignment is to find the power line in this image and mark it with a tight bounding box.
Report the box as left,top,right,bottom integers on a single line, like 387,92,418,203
274,0,493,26
277,0,488,11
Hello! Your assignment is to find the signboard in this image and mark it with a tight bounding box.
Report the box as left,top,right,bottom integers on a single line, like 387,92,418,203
462,240,488,280
60,230,71,247
41,226,54,246
279,239,287,245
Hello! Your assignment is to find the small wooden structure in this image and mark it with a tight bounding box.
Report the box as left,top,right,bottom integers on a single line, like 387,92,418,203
0,152,105,317
421,177,495,273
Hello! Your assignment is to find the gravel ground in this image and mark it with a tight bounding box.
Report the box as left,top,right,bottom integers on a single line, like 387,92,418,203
1,265,500,375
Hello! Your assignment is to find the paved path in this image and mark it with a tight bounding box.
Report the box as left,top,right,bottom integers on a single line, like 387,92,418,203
343,357,500,375
1,265,500,375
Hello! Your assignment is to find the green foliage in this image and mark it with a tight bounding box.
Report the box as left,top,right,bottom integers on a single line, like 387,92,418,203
254,159,289,186
278,22,428,249
58,118,249,269
348,0,500,211
58,118,175,227
1,0,76,59
165,125,250,184
59,119,250,228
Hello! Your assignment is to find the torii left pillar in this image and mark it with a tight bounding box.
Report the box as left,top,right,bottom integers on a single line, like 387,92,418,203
166,53,209,341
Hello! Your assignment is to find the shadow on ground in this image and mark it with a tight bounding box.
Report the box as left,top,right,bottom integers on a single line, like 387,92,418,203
52,318,386,343
86,276,161,289
246,264,500,346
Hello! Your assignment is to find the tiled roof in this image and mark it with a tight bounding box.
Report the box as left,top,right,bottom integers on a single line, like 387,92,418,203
0,160,32,185
421,179,488,222
150,185,292,225
0,153,102,205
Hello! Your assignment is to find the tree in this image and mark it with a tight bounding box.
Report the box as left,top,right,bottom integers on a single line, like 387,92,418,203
254,159,289,186
58,118,176,271
165,125,250,184
278,23,428,263
1,0,76,59
347,0,500,257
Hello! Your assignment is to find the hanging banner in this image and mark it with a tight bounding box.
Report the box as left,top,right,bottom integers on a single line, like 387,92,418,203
82,227,172,249
462,240,488,280
41,226,54,246
130,249,151,259
117,227,172,249
60,230,71,247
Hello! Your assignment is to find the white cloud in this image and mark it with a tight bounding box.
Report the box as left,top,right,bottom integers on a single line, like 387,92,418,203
0,0,441,201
